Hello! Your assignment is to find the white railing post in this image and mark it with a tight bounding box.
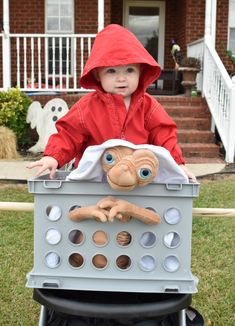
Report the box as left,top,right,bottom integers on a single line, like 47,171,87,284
38,37,42,88
73,37,77,89
204,0,217,46
226,77,235,162
2,0,11,90
98,0,104,32
203,0,217,97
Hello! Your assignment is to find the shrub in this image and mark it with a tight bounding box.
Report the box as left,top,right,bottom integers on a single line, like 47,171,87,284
226,50,235,67
180,57,201,70
0,88,32,146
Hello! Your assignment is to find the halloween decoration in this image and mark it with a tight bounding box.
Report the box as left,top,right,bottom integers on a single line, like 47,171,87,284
67,139,189,184
69,196,161,224
26,98,68,153
101,146,159,191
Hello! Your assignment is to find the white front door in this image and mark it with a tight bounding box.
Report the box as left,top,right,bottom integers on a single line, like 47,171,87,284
123,1,165,68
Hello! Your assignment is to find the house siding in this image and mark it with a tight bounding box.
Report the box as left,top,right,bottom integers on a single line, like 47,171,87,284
9,0,44,33
75,0,111,33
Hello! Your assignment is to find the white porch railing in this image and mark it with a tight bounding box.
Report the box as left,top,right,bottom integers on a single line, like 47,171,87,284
203,38,235,163
1,33,96,92
188,37,235,163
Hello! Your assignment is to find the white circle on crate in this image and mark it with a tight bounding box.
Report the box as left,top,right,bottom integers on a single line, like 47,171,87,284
45,229,62,245
163,255,180,272
46,205,62,221
139,231,157,248
45,252,61,268
164,207,182,224
163,232,181,248
139,255,156,272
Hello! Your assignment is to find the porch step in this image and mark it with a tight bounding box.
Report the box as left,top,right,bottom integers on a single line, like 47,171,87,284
180,143,221,158
156,95,223,163
165,106,210,118
177,130,215,143
173,117,211,130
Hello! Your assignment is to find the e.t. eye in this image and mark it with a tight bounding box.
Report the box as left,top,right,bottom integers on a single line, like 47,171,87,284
138,168,152,179
104,152,115,164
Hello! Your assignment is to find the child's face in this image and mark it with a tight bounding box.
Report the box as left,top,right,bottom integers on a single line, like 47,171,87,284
95,64,140,98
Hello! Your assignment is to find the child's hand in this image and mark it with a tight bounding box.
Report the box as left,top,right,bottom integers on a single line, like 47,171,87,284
27,156,58,179
179,164,197,183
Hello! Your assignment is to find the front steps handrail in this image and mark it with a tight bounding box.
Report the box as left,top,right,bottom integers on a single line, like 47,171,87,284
203,37,235,163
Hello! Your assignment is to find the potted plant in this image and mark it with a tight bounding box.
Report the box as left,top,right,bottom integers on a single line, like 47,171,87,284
178,57,201,96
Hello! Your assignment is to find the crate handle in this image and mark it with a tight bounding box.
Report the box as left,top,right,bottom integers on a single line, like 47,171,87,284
166,184,183,191
43,180,62,189
42,280,60,288
164,286,179,292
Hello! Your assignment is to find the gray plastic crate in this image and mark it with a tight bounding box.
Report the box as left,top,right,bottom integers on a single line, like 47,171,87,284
26,171,199,294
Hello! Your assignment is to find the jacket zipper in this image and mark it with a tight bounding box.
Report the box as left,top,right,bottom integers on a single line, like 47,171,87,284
120,130,126,139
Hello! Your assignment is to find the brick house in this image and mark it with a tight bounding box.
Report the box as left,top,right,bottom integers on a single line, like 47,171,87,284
0,0,235,162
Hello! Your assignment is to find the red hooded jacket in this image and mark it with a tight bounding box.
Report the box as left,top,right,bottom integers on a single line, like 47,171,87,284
44,24,185,167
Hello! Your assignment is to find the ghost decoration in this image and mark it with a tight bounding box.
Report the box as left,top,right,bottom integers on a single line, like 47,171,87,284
26,98,69,153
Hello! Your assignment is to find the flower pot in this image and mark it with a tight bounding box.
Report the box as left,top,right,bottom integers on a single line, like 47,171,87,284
178,67,200,96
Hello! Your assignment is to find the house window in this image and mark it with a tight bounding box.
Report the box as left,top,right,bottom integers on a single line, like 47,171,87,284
45,0,74,75
228,0,235,54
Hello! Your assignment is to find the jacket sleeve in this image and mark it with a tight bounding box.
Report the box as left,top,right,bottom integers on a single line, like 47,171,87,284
43,102,87,168
145,98,185,165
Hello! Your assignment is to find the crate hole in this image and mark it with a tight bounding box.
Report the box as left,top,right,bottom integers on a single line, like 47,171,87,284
69,205,81,212
92,254,108,269
45,228,62,245
69,253,84,268
92,231,108,246
116,255,131,270
45,252,61,268
46,205,62,221
139,231,157,248
139,255,156,271
164,207,182,224
69,229,84,244
163,255,180,272
145,207,157,213
116,231,132,246
163,232,180,248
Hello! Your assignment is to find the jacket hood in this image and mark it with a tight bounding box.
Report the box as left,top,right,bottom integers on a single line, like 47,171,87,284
80,24,161,92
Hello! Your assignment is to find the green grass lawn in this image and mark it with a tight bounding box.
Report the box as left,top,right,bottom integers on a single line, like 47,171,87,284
0,175,234,326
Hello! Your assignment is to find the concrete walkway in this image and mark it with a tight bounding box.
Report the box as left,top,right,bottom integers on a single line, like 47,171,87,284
0,159,229,182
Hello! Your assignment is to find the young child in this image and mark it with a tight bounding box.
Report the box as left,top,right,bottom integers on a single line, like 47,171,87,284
27,24,195,182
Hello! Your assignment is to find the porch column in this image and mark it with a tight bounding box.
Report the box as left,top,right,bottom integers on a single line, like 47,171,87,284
204,0,217,46
98,0,104,32
2,0,11,90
